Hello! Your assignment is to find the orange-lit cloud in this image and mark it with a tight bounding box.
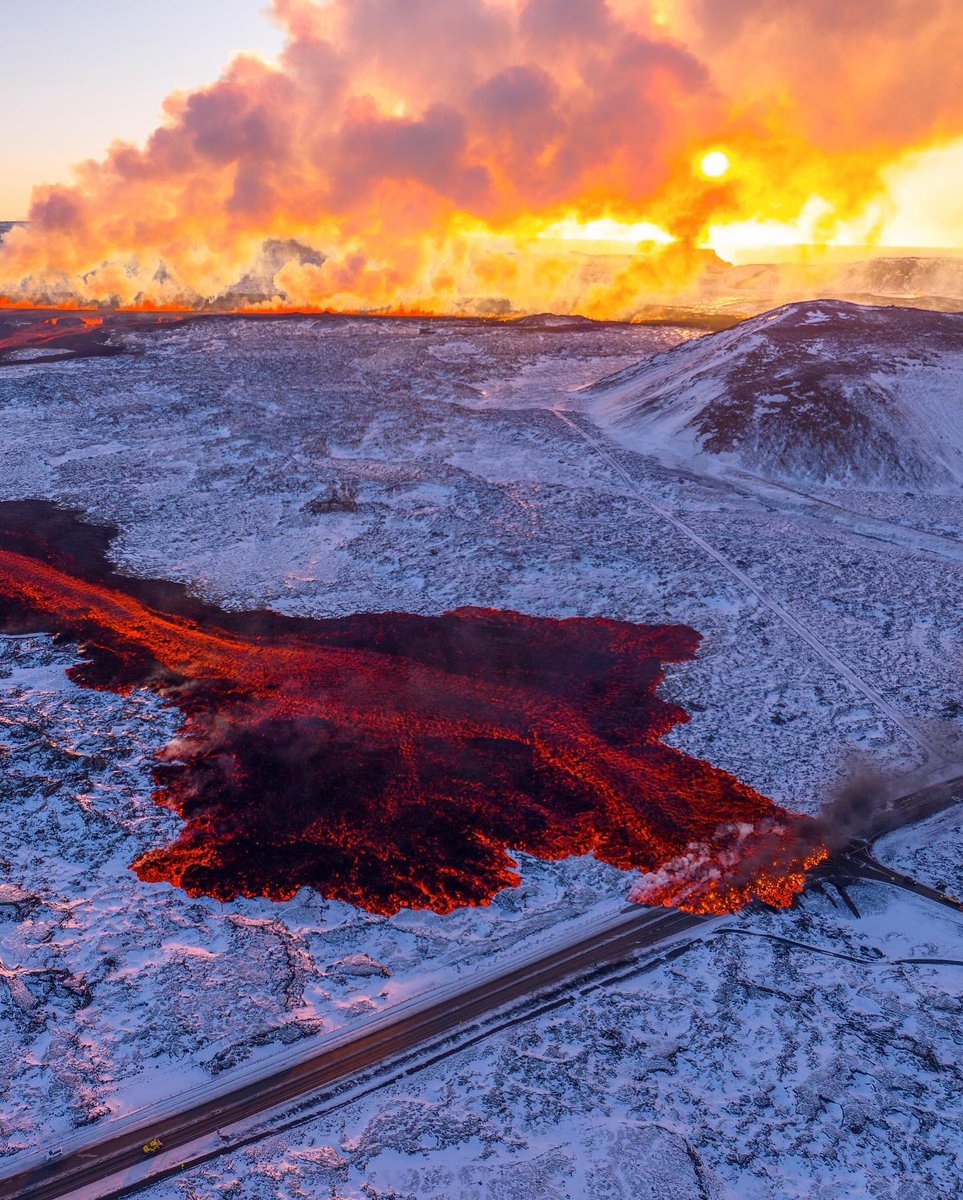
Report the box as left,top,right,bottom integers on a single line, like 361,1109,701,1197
0,0,959,315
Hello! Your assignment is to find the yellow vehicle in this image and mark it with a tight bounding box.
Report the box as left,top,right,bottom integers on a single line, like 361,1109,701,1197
142,1137,164,1156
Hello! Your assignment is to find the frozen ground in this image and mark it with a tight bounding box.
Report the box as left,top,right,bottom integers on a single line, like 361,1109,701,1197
876,809,963,898
140,884,963,1200
0,314,953,797
1,312,961,1189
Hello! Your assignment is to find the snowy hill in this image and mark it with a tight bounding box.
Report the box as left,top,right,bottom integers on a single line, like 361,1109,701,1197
716,256,963,312
581,300,963,489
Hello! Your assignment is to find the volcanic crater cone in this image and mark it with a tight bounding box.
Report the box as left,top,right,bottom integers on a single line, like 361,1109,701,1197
581,300,963,490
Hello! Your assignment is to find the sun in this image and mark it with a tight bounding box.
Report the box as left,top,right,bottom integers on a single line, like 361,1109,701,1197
700,149,731,179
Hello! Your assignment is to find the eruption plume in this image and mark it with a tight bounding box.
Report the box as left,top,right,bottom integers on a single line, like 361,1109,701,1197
1,0,960,315
0,501,828,914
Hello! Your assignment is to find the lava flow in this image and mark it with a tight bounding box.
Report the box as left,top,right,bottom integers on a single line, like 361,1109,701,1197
0,501,827,914
0,312,192,365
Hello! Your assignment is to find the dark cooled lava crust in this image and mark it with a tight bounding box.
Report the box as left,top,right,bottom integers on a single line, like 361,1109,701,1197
0,501,822,914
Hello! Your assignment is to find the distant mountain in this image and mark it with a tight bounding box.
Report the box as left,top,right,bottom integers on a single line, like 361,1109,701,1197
581,300,963,490
713,256,963,314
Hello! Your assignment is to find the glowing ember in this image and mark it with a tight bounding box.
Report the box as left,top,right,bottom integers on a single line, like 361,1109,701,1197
629,821,830,914
0,311,192,364
0,315,103,351
0,501,827,914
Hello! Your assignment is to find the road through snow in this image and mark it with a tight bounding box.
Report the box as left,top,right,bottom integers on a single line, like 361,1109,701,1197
552,408,938,757
0,907,712,1200
7,768,962,1200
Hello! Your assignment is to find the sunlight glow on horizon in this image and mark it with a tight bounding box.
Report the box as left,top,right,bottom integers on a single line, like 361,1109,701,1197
1,1,959,315
537,217,676,247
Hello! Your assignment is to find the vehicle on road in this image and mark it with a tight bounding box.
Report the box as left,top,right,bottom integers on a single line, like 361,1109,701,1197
142,1137,164,1156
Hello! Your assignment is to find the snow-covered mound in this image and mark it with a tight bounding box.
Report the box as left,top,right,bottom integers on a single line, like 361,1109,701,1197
581,300,963,489
513,312,602,330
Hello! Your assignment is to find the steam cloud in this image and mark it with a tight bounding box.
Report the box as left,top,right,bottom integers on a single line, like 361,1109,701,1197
1,0,960,314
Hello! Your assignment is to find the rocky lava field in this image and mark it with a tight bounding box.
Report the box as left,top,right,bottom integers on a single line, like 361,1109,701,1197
0,301,961,1198
0,500,823,915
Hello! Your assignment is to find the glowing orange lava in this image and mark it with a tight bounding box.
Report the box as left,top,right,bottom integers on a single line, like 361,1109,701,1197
0,315,102,351
0,502,828,914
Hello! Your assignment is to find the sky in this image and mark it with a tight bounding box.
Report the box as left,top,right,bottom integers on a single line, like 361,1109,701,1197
0,1,284,217
0,0,960,315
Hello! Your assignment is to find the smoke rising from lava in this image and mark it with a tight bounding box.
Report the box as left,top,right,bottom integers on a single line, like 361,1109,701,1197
633,759,945,913
1,0,960,314
802,765,896,853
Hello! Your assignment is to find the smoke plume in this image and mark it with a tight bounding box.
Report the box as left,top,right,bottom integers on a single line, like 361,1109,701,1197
1,0,960,315
631,754,961,913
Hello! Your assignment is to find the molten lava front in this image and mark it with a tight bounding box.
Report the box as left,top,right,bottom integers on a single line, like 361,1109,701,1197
0,501,827,914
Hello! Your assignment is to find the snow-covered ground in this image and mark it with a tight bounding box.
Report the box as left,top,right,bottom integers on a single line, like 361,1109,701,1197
580,301,963,490
1,311,961,1192
139,884,963,1200
876,809,963,898
0,633,640,1154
